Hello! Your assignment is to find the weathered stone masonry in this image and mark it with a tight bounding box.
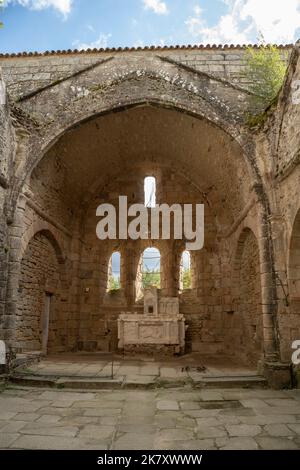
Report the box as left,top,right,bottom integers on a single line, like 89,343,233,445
0,43,299,386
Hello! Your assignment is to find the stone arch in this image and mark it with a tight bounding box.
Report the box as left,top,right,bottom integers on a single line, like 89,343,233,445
10,52,261,212
16,229,65,353
18,98,255,196
5,63,280,362
20,222,65,265
227,227,264,365
101,245,127,310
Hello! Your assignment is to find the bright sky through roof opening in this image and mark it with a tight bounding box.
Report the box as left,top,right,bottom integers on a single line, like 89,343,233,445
0,1,299,54
144,176,156,208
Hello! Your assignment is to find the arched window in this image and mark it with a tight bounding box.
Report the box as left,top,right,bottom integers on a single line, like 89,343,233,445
107,252,121,291
144,176,156,208
179,250,191,290
136,247,161,299
142,247,161,288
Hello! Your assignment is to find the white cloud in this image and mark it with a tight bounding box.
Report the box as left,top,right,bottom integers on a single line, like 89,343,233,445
193,4,203,16
143,0,168,15
4,0,72,17
73,33,112,51
86,24,95,33
185,0,300,45
240,0,300,43
134,36,171,48
133,39,145,48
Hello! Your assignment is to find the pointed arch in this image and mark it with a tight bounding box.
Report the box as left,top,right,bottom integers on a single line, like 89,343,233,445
20,223,65,265
17,229,65,352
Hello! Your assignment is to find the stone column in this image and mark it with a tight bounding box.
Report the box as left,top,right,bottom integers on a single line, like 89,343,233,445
161,242,176,297
0,186,9,345
0,72,12,352
4,191,27,350
68,227,82,351
258,210,279,362
124,242,136,307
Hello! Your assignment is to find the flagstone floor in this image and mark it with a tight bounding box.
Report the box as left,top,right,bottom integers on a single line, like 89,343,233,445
0,385,300,450
17,352,258,381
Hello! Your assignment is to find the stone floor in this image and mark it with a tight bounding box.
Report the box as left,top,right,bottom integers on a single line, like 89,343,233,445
0,385,300,450
15,353,261,389
24,353,257,376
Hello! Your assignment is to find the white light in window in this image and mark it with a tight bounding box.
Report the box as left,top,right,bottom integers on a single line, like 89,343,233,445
144,176,156,208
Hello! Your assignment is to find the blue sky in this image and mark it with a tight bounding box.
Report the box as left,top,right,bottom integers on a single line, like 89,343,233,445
0,0,300,53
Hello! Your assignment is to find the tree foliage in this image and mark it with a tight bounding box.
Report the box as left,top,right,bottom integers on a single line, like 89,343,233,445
142,269,160,289
108,276,120,292
0,0,3,29
182,268,191,290
244,44,288,108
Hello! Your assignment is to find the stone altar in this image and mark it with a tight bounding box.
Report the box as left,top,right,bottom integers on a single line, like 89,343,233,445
118,288,186,355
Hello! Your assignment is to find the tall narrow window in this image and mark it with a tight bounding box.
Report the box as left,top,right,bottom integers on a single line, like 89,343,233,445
107,252,121,291
136,247,161,299
142,247,161,289
180,250,191,290
144,176,156,208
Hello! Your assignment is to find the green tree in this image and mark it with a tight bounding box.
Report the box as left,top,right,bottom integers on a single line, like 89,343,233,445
182,268,191,290
108,276,120,292
0,0,3,29
244,44,288,108
142,268,160,289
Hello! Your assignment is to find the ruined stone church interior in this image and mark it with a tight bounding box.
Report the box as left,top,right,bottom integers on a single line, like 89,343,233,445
0,43,300,389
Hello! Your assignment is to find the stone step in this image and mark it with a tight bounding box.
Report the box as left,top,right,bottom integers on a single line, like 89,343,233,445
9,373,268,390
14,351,45,369
10,374,124,390
193,375,268,389
0,374,8,387
56,377,124,390
10,374,58,388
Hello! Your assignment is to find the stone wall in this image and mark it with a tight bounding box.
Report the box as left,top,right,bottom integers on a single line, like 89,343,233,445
30,148,76,230
0,77,15,345
275,46,300,177
280,208,300,362
77,168,223,354
265,42,300,365
0,47,287,101
16,231,63,352
224,228,263,364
